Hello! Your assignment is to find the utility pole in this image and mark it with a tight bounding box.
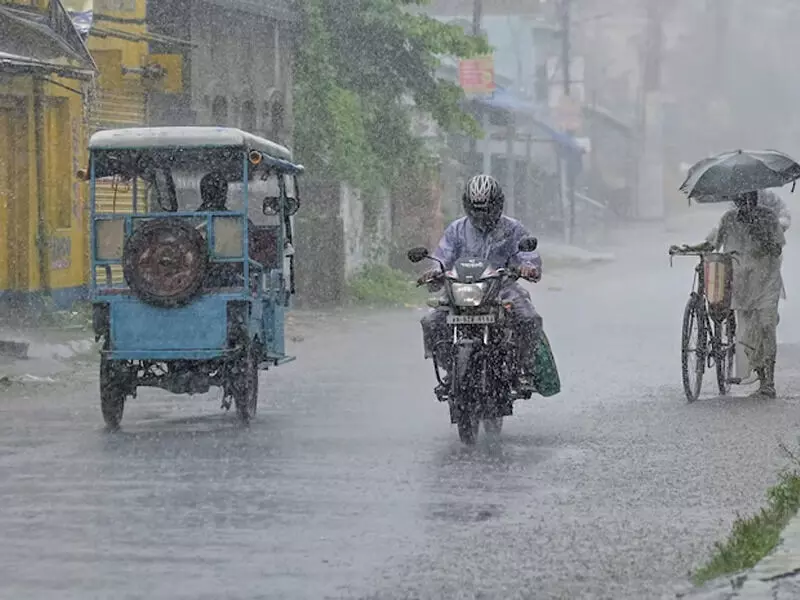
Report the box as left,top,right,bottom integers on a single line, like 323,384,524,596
636,0,665,219
472,0,482,36
468,0,483,175
560,0,571,98
559,0,577,244
710,0,730,151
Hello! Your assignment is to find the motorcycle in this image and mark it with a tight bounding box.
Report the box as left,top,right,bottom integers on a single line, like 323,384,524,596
408,237,539,444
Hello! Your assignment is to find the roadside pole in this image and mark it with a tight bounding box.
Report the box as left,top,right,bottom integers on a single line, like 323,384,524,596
559,0,577,244
468,0,483,174
637,0,665,220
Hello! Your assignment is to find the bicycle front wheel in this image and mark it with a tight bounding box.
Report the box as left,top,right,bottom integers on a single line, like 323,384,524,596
715,312,736,396
681,296,707,402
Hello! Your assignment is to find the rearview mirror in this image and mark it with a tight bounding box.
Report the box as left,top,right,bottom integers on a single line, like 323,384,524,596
263,196,300,217
518,237,538,253
285,196,300,216
263,197,281,215
407,247,429,263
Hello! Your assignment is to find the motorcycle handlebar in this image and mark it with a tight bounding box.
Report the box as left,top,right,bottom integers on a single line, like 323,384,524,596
416,267,536,287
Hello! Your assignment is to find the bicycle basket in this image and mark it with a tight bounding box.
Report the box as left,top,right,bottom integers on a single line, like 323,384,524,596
704,253,733,312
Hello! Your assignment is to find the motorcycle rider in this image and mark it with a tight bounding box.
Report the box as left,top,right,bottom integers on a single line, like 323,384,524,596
419,174,543,396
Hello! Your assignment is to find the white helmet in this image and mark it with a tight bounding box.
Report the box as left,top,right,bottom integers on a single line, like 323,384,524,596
463,174,504,231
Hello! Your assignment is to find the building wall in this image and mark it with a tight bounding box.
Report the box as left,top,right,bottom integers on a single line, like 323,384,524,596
84,0,149,130
340,185,391,280
427,0,541,17
0,0,91,305
0,75,89,303
189,1,293,143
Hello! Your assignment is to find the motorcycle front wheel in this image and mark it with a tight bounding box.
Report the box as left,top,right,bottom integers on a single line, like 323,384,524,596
483,417,503,438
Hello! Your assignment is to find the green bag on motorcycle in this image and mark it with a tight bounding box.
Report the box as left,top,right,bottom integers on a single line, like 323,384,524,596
533,332,561,397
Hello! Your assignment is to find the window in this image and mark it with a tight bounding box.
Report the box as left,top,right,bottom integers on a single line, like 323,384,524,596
45,98,72,229
241,100,256,132
271,95,285,137
211,96,228,125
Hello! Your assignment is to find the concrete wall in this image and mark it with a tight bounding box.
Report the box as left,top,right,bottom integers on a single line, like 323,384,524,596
427,0,542,17
148,0,294,142
189,2,293,142
294,180,394,307
340,186,392,280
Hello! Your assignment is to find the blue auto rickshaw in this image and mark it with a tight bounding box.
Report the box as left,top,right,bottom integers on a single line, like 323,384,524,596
88,126,303,428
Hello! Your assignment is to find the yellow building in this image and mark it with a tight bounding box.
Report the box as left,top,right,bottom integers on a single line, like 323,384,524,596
63,0,183,290
0,0,182,308
0,0,96,307
63,0,152,132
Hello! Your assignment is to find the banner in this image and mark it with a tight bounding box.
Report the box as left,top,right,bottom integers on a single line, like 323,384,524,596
458,56,495,95
61,0,93,34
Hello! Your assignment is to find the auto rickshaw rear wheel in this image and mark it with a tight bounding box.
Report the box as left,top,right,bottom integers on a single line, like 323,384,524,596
122,218,209,308
232,341,259,423
100,356,126,430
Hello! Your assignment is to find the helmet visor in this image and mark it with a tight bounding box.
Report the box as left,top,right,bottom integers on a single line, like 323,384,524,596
466,202,502,231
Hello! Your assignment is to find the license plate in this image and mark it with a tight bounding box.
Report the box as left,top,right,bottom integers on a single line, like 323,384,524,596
447,314,496,325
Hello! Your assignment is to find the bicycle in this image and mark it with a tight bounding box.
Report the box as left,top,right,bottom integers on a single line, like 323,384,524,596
669,246,739,402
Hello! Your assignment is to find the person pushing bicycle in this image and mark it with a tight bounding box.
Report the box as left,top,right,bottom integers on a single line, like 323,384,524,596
672,190,785,398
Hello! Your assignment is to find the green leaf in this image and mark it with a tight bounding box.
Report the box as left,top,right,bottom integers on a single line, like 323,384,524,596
294,0,485,195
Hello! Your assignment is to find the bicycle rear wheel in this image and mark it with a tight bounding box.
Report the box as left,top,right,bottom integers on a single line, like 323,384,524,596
715,312,736,396
681,297,707,402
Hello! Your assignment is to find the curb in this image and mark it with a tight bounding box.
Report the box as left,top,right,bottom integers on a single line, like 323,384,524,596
29,339,96,361
538,243,616,270
0,340,29,359
677,512,800,599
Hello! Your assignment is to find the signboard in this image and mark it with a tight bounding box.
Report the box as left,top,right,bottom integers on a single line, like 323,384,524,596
458,56,495,95
62,0,93,34
554,94,582,132
63,0,138,33
50,237,72,271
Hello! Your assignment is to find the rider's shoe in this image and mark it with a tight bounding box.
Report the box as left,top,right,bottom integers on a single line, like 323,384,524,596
434,382,450,402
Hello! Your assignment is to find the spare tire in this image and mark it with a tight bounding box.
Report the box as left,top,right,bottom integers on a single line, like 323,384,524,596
122,219,209,307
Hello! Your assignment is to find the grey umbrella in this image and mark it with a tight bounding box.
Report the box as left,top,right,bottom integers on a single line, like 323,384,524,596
680,149,800,201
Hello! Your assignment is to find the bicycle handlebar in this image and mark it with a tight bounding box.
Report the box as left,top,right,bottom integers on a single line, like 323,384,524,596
668,247,739,257
416,267,535,288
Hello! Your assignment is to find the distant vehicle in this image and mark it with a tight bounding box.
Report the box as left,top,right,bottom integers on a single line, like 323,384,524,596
87,126,303,428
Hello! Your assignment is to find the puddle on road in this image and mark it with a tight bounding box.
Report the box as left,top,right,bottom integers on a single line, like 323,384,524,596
427,502,503,523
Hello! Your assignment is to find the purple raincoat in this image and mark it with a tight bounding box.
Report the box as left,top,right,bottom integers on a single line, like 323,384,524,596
432,216,541,314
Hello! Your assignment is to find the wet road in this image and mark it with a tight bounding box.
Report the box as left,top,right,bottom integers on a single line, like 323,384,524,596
4,212,800,599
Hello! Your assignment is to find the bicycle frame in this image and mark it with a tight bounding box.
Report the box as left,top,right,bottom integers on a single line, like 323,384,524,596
671,249,738,400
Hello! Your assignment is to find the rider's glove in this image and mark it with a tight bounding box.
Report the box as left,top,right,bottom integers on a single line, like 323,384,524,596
520,265,541,282
417,268,441,286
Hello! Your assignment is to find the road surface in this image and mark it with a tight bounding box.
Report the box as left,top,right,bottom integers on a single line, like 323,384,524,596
3,211,800,599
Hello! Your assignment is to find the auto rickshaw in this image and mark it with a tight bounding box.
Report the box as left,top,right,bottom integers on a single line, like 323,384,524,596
87,126,303,428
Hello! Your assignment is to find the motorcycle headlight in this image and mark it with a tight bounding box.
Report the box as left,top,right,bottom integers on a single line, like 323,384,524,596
451,282,487,307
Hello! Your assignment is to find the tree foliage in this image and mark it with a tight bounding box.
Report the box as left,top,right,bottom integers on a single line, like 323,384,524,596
293,0,488,192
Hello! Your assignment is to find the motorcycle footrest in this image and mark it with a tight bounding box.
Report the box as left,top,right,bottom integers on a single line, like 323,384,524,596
512,388,534,400
434,387,450,403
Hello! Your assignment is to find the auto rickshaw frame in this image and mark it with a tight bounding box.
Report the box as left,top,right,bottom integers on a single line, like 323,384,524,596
87,127,304,428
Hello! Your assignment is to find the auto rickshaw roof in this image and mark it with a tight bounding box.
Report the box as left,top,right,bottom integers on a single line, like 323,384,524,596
89,127,296,164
